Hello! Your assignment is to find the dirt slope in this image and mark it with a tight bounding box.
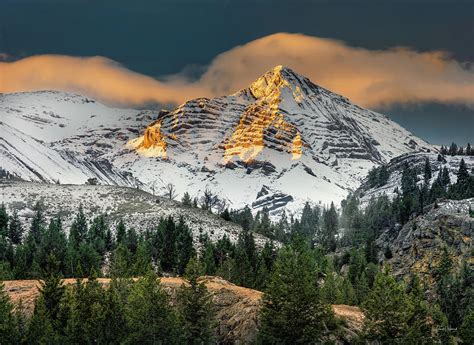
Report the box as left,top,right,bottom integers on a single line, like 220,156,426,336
3,276,364,344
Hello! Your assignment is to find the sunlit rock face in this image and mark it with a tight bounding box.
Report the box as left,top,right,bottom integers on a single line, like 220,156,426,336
131,65,430,165
131,66,308,163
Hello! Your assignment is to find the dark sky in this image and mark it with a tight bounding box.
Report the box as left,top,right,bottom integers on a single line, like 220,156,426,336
1,0,473,145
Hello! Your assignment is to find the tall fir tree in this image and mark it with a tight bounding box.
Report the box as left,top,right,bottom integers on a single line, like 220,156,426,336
362,267,413,343
177,258,215,345
423,157,432,182
259,241,334,343
0,280,18,344
8,209,23,245
125,270,182,344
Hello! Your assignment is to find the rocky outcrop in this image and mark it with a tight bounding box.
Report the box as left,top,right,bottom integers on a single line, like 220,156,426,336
377,198,473,292
4,276,364,344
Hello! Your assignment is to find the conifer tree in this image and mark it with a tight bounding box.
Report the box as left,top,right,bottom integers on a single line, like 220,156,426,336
38,217,68,273
26,296,59,344
110,243,133,277
423,157,432,182
69,204,88,248
115,219,127,246
177,258,215,345
220,208,231,221
181,191,193,206
176,216,195,275
39,254,65,326
405,274,438,343
30,202,46,245
201,240,217,276
125,270,182,344
132,241,153,276
8,209,23,245
0,203,8,237
362,267,413,343
256,207,272,238
321,202,338,251
0,280,18,343
460,309,474,345
160,216,177,272
441,166,451,186
88,215,108,256
65,273,106,343
259,241,334,343
466,142,472,156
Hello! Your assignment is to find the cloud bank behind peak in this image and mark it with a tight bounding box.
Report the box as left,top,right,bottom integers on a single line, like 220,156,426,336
1,33,473,109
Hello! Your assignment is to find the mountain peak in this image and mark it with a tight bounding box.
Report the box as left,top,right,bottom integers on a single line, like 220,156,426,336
244,65,306,100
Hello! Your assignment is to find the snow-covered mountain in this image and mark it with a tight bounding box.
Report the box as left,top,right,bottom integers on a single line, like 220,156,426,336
0,66,434,215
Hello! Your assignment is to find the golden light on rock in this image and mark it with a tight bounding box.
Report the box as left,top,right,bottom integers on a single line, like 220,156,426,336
292,132,302,160
223,65,304,162
131,65,306,162
128,121,168,158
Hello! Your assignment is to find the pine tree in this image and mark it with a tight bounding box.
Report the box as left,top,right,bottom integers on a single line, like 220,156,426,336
132,241,153,276
26,296,59,344
69,204,88,248
259,242,334,343
8,209,23,245
110,243,133,277
405,275,438,344
39,254,65,326
65,274,107,343
98,277,131,343
423,157,432,182
125,270,182,344
362,267,413,343
441,166,451,187
449,142,458,156
0,203,9,237
256,207,272,238
181,191,193,206
457,158,469,186
175,216,195,275
160,216,177,272
220,208,231,221
341,277,357,305
30,202,46,245
435,247,452,284
115,219,127,246
0,280,18,343
321,270,343,304
88,214,108,256
37,217,68,274
466,142,472,156
460,309,474,345
177,258,215,345
201,240,216,276
321,202,338,251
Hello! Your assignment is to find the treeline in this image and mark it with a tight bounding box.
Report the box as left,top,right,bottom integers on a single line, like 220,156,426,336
440,142,474,156
0,203,279,291
0,205,195,280
0,258,215,344
1,239,473,344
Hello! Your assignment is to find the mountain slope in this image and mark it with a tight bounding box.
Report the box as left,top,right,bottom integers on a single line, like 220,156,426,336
0,66,434,214
0,180,270,246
